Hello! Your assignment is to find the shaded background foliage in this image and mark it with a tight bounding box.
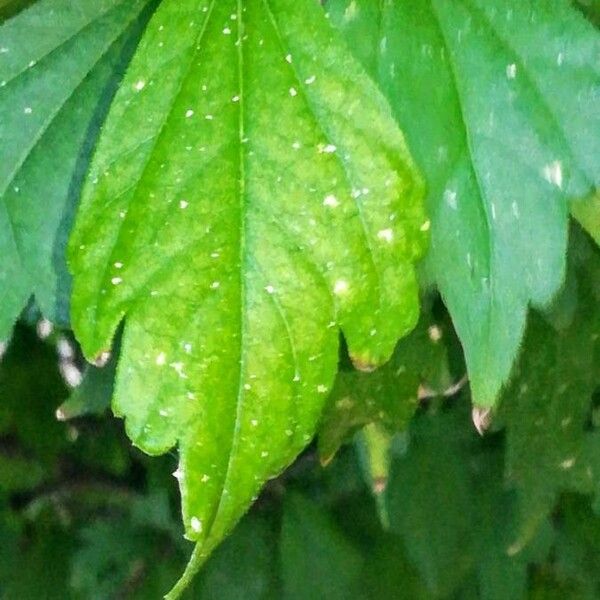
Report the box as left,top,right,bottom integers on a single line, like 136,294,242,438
2,227,600,599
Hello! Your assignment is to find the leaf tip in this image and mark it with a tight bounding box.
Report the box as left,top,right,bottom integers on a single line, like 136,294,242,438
471,406,493,436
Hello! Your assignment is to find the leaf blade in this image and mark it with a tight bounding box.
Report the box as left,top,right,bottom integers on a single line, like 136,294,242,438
0,0,154,336
328,0,600,406
69,0,427,586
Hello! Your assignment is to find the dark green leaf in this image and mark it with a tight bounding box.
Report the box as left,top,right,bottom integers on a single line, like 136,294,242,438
0,0,154,336
57,351,117,420
387,404,476,596
197,514,280,600
499,231,600,550
328,0,600,406
318,307,452,463
387,398,549,599
281,493,362,600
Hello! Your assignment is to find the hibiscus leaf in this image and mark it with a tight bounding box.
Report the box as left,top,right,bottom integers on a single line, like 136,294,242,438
0,0,155,338
327,0,600,406
68,0,427,594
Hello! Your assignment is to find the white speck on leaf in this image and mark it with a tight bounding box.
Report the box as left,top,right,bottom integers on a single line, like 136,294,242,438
333,279,349,295
428,325,442,342
561,457,576,469
190,517,202,533
444,189,458,209
543,161,563,189
323,194,339,207
319,143,336,154
377,228,394,243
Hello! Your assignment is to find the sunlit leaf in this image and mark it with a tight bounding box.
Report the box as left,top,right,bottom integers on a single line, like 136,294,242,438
68,0,427,592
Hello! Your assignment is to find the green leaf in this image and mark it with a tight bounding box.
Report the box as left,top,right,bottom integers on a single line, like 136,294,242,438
551,495,600,599
354,424,395,528
198,514,280,600
328,0,600,406
56,351,117,420
318,307,452,463
0,0,154,338
281,493,363,600
68,0,427,592
1,518,75,600
0,453,45,492
387,399,549,599
498,232,600,550
571,190,600,246
387,404,476,596
0,324,68,462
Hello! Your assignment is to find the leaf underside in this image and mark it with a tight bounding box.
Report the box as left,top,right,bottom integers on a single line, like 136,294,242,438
328,0,600,406
68,0,427,583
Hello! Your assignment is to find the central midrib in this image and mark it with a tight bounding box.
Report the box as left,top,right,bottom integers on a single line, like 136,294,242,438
204,0,248,542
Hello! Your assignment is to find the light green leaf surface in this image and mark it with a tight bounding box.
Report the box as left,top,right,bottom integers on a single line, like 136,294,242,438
68,0,426,592
571,190,600,246
328,0,600,406
0,0,153,338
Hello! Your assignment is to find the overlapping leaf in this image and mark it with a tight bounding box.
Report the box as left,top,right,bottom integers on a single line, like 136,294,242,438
281,494,363,600
498,230,600,550
328,0,600,406
0,0,154,338
68,0,427,591
387,400,550,599
318,306,452,463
